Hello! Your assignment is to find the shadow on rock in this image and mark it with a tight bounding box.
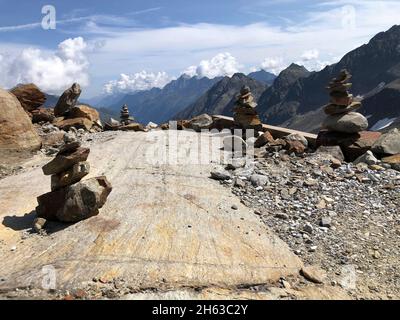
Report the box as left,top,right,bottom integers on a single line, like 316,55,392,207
2,211,36,231
2,210,73,234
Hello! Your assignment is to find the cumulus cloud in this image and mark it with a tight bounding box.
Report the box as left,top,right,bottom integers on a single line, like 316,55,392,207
301,49,320,61
297,49,332,71
183,53,241,79
260,57,286,75
0,37,89,94
103,71,173,94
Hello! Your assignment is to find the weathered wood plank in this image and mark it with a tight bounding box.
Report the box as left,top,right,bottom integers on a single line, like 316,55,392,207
212,115,318,146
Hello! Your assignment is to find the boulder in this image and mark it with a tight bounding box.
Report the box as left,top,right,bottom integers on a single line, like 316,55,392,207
354,151,379,166
0,88,42,151
284,133,308,148
40,131,65,148
31,108,55,123
68,104,100,122
210,168,232,181
322,112,368,133
254,131,275,148
42,147,90,176
10,84,46,112
371,128,400,155
188,114,213,132
51,161,90,191
54,83,82,117
53,117,93,131
36,176,112,223
315,145,345,162
316,131,382,162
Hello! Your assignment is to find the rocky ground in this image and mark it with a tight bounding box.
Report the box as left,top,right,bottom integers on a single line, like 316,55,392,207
216,147,400,300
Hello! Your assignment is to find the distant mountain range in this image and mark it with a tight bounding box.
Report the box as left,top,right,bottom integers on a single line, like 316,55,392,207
81,25,400,132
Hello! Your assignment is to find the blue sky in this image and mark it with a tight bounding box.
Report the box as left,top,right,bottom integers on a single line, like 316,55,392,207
0,0,399,97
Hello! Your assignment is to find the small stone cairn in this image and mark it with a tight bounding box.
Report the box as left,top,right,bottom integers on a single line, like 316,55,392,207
35,131,112,224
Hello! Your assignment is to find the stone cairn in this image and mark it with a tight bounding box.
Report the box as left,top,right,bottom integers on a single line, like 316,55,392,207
233,86,262,134
120,104,134,125
322,70,368,134
35,131,112,225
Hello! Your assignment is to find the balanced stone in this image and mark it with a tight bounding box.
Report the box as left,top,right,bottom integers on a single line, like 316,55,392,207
42,147,90,176
54,83,82,117
322,112,368,134
51,161,90,191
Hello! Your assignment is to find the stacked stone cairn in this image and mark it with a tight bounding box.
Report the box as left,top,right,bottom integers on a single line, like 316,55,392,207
233,86,262,133
322,70,368,134
120,104,134,125
35,132,112,224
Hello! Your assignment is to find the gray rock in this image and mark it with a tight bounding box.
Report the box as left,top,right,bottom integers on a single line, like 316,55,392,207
234,178,246,188
51,161,90,191
36,176,112,223
322,112,368,133
42,148,90,176
210,168,232,181
371,128,400,155
285,133,308,148
226,158,246,170
354,151,379,166
320,217,332,228
250,174,268,187
316,145,345,162
188,114,213,132
54,83,82,117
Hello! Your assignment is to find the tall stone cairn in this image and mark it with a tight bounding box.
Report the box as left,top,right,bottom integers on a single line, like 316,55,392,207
36,132,112,223
233,86,262,132
321,70,368,134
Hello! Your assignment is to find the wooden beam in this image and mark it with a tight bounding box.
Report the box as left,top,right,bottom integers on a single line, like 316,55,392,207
212,115,318,147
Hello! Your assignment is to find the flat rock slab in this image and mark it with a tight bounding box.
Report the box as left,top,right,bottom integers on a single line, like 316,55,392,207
0,131,302,294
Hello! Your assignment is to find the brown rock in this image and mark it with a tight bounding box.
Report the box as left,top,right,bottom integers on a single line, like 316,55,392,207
0,88,42,151
51,161,90,191
53,117,93,131
58,141,81,155
316,131,382,162
36,176,112,223
324,101,361,115
301,266,327,284
120,123,146,132
254,131,275,148
382,154,400,164
54,83,82,117
31,108,55,123
285,140,305,154
42,147,90,176
10,84,46,112
68,104,100,122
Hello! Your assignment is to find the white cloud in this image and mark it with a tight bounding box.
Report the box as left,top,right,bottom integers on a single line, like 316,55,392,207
182,53,241,79
260,57,286,75
301,49,320,61
0,37,89,94
103,71,173,94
